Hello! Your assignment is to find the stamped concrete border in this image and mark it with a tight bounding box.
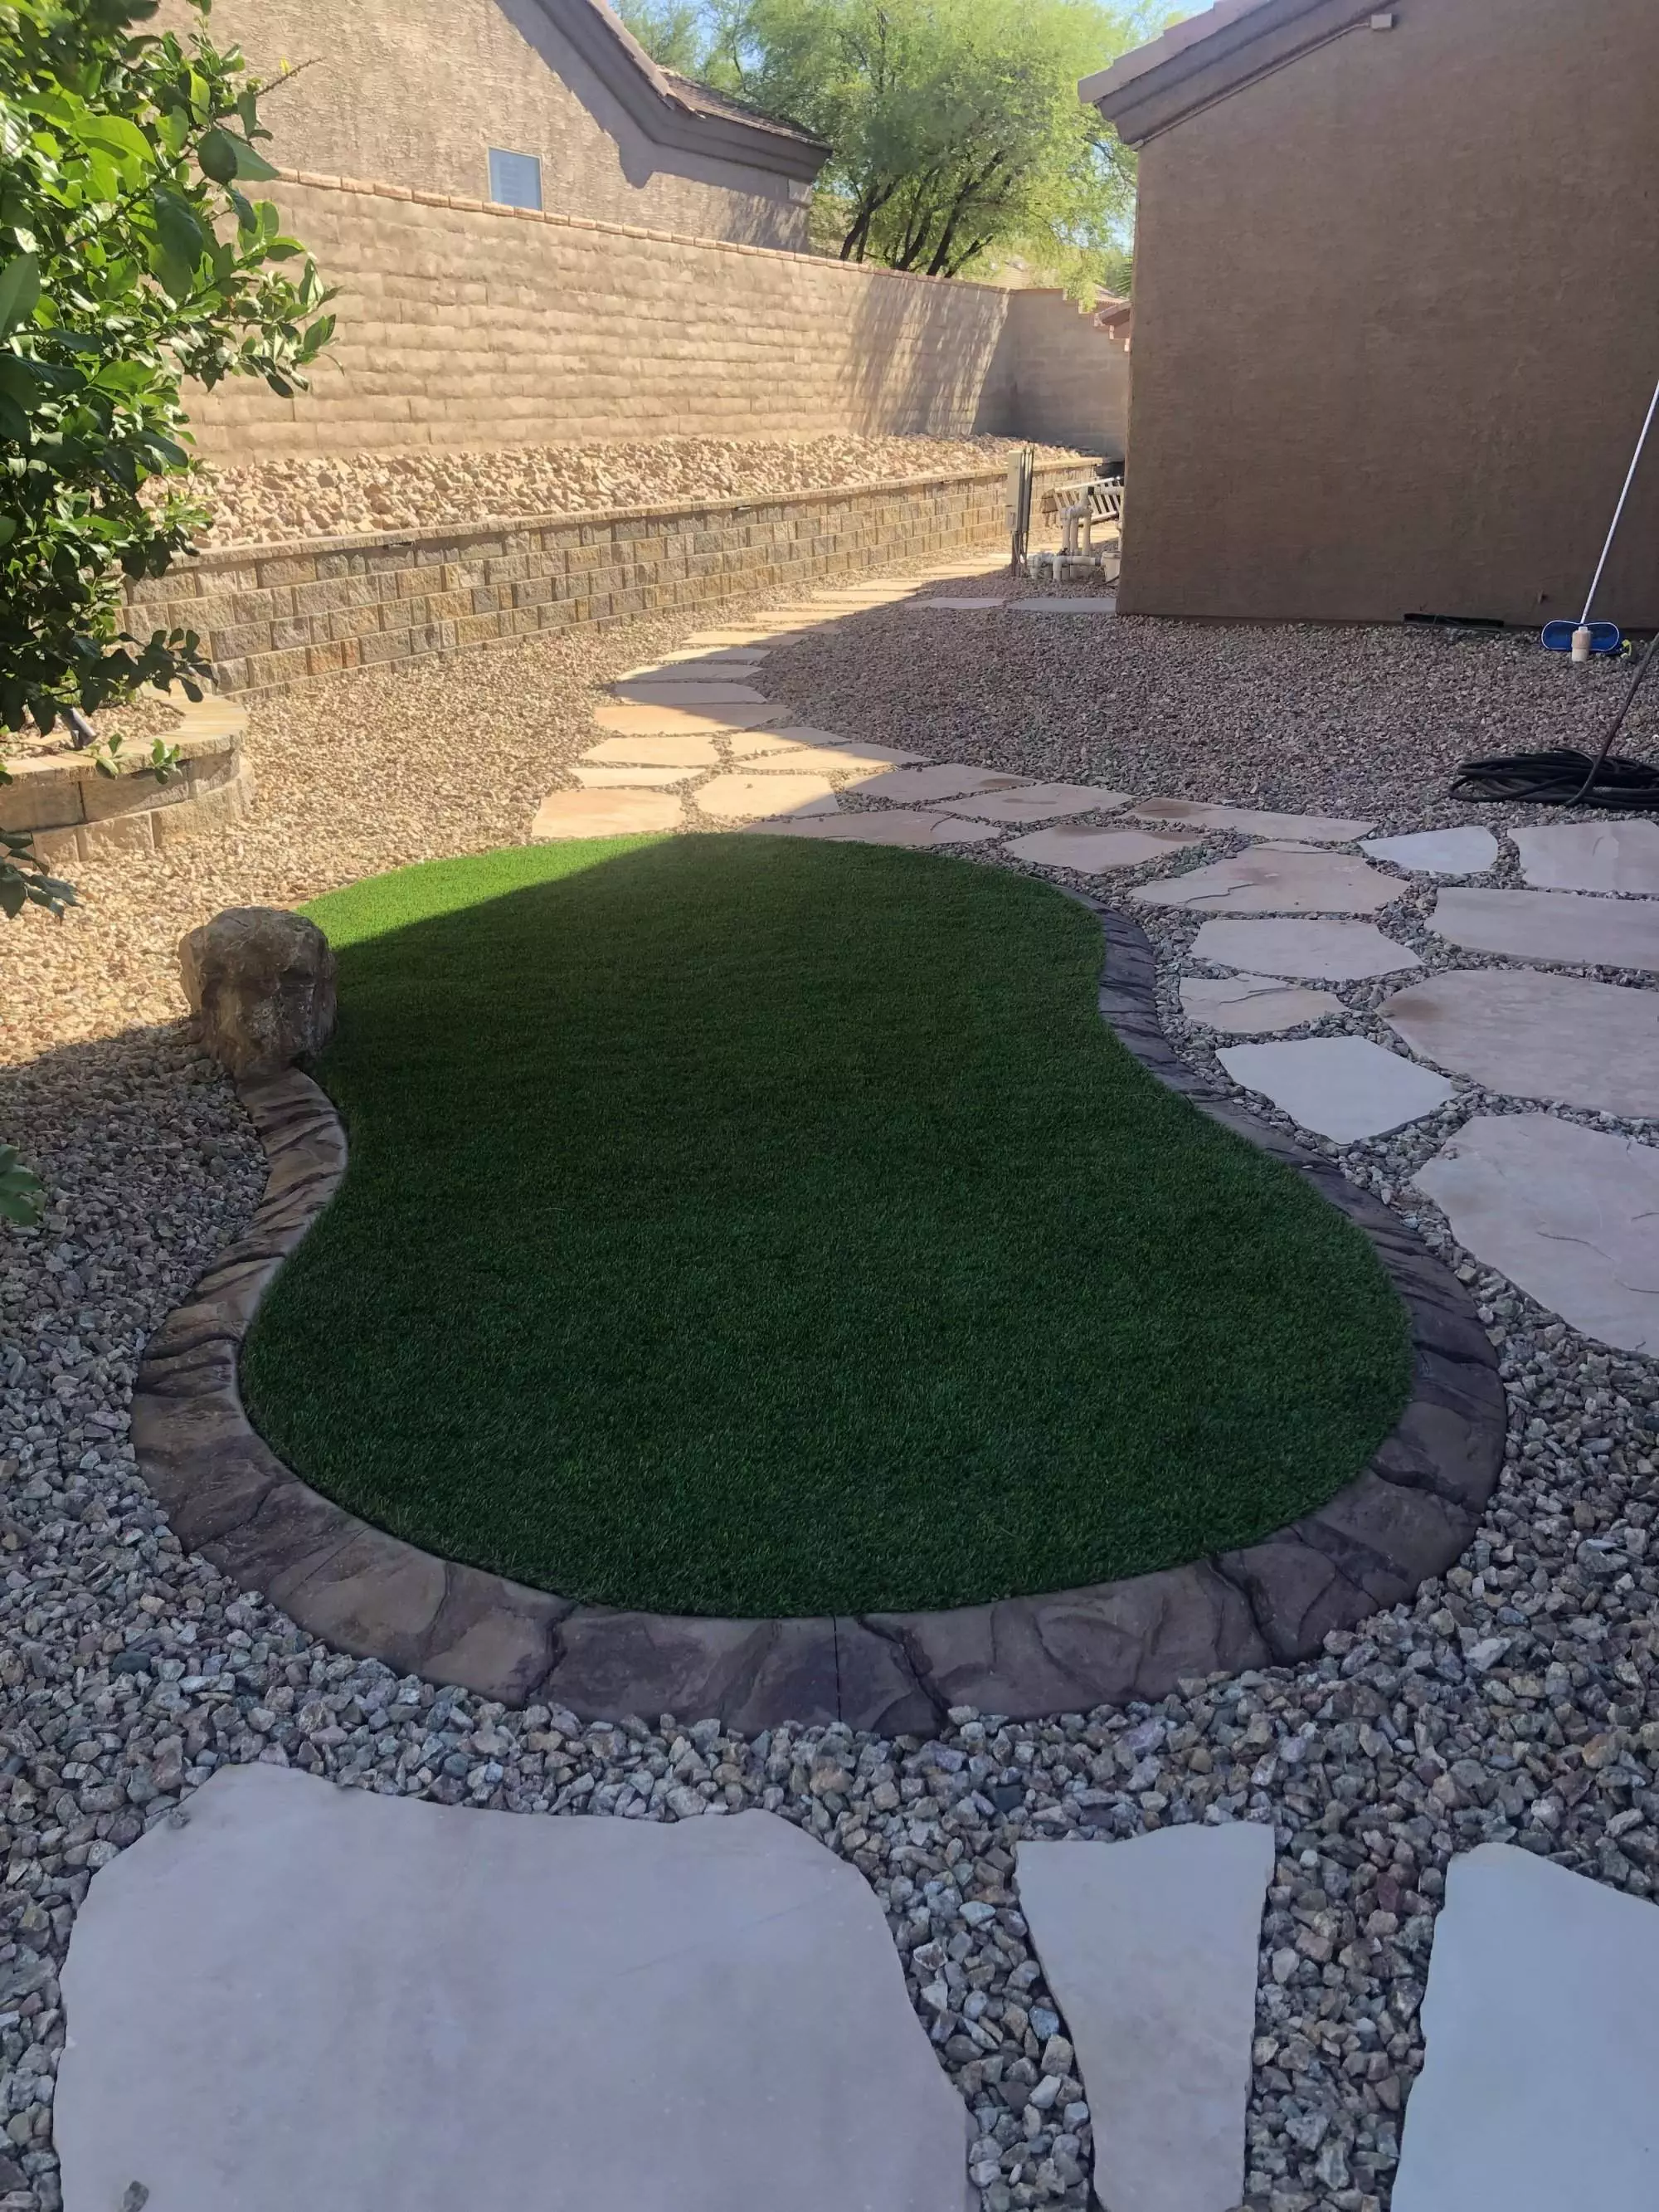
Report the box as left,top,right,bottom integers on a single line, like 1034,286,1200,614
132,906,1504,1734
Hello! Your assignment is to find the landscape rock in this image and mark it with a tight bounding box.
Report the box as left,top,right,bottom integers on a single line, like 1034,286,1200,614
178,906,337,1079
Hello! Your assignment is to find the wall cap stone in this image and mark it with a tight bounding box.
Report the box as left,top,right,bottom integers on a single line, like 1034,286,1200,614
130,904,1504,1733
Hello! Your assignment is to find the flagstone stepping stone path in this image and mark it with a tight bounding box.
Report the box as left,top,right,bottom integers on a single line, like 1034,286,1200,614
1413,1115,1659,1356
1384,967,1659,1118
1511,817,1659,893
1430,884,1659,971
56,1764,973,2212
1219,1037,1457,1143
1360,826,1500,875
1392,1844,1659,2212
1132,843,1403,914
1132,799,1377,844
1180,973,1345,1035
1018,1823,1275,2212
517,558,1659,1357
1006,825,1202,870
1189,918,1423,982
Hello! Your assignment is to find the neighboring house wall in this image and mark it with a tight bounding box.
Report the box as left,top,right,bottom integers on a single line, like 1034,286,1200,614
183,173,1129,458
1101,0,1659,626
994,291,1130,459
162,0,815,248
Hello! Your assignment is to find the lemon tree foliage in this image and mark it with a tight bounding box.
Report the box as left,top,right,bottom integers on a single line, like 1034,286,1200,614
0,0,336,924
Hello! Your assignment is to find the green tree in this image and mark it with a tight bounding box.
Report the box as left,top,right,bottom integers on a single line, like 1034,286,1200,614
0,0,336,928
615,0,713,74
698,0,1145,289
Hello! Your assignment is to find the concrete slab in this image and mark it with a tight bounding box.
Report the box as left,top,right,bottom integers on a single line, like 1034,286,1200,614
581,734,722,768
1413,1114,1659,1354
1361,827,1501,877
611,679,771,706
625,648,771,672
694,772,840,820
1219,1036,1455,1140
1019,1823,1274,2212
593,700,782,738
917,597,1009,610
1384,965,1659,1115
1008,597,1117,613
745,811,999,847
1180,973,1345,1035
1512,819,1659,894
1134,843,1403,914
847,765,1028,803
1190,918,1423,982
1133,799,1376,845
1005,825,1200,870
1430,885,1659,972
56,1766,971,2212
1392,1843,1659,2212
936,782,1131,825
531,788,682,839
682,628,808,648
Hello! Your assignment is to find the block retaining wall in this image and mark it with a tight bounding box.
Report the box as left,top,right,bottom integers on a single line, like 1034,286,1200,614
125,460,1088,698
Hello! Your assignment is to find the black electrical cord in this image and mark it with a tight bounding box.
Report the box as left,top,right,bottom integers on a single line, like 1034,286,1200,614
1451,628,1659,807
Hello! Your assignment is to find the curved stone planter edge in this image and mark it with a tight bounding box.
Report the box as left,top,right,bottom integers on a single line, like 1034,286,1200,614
131,903,1506,1737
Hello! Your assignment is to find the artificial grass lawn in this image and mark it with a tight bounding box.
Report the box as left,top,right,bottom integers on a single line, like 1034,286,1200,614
241,834,1413,1617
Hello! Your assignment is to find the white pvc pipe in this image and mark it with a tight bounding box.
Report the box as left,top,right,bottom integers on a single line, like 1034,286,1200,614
1580,369,1659,626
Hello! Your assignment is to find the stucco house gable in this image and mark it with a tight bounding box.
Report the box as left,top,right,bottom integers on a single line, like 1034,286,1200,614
173,0,829,249
1085,0,1659,627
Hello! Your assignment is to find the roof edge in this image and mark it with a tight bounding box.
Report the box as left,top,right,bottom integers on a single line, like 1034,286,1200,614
540,0,830,183
1082,0,1379,145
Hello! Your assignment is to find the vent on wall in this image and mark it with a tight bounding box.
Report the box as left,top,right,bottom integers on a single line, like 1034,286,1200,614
488,148,544,209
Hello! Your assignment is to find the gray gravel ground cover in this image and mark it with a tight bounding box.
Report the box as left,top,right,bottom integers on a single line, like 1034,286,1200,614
5,570,1659,2212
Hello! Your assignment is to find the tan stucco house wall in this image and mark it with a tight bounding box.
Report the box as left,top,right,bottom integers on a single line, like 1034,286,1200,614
1085,0,1659,627
167,0,825,249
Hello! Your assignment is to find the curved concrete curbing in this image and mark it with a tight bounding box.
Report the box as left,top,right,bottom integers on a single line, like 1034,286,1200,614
131,903,1506,1734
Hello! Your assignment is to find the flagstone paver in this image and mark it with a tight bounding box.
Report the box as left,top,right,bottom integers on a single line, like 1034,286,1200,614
1391,1844,1659,2212
1019,1824,1275,2212
592,700,783,738
1413,1114,1659,1355
1190,918,1423,982
1133,800,1376,844
1511,819,1659,894
1430,885,1659,972
743,811,999,847
1006,826,1203,871
580,734,722,768
572,764,696,787
612,678,771,707
693,772,840,821
935,782,1132,824
1360,827,1501,877
1180,973,1345,1035
56,1766,972,2212
739,743,924,778
728,725,907,759
683,628,808,647
1219,1037,1455,1142
531,788,682,839
1384,967,1659,1118
1134,844,1403,915
849,764,1029,803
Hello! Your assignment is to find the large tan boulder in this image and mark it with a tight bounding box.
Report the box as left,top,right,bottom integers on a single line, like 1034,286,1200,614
180,906,337,1079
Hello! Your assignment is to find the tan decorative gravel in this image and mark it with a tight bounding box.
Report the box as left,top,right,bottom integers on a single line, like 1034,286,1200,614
182,436,1091,550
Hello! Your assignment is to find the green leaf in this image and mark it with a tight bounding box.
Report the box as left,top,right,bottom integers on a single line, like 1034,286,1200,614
150,188,207,272
197,127,239,184
80,115,153,167
224,131,279,183
0,517,16,548
0,255,41,339
0,392,29,442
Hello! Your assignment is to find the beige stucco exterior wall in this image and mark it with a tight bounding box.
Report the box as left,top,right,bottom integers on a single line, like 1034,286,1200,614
1117,0,1659,626
162,0,810,247
183,174,1129,458
994,291,1130,459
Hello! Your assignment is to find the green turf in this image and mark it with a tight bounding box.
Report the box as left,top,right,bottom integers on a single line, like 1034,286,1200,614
240,834,1413,1617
